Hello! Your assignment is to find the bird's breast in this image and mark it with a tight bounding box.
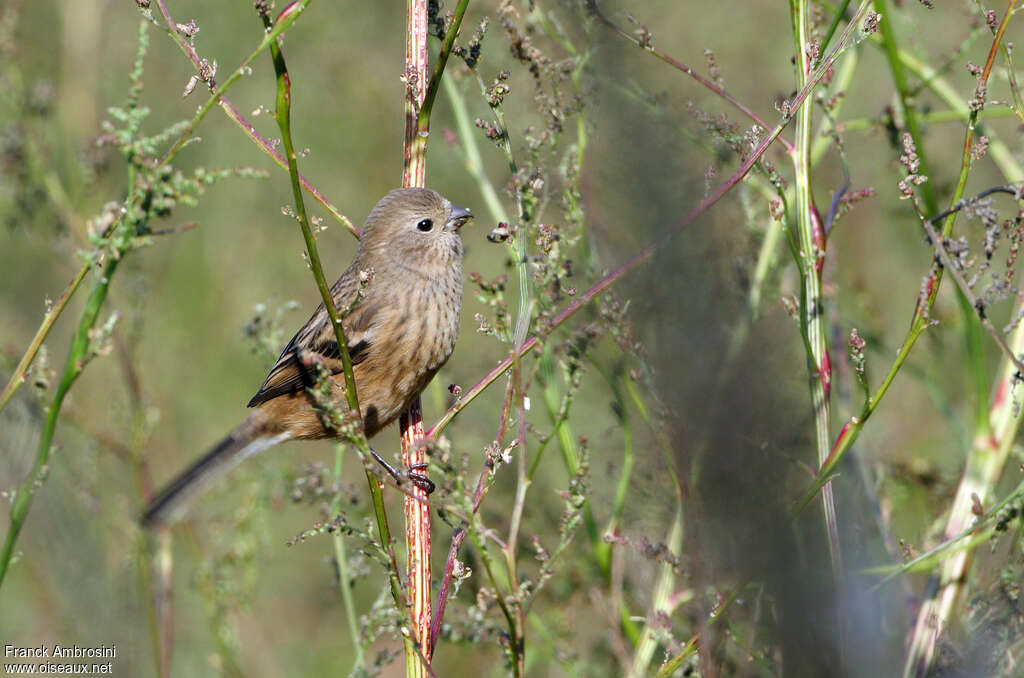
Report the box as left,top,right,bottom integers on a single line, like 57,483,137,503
396,263,461,371
348,260,461,434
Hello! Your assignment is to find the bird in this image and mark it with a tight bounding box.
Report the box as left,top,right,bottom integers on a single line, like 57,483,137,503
141,187,472,526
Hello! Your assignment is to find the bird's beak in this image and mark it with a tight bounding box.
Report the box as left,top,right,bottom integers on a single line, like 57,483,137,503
446,204,473,230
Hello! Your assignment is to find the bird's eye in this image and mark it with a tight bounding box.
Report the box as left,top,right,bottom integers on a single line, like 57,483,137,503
416,218,434,232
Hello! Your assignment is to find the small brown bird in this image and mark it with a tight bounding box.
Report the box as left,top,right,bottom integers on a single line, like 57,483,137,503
142,188,471,525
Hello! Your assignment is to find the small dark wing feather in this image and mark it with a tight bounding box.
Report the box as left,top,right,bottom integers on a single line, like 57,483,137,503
245,336,369,407
247,268,376,408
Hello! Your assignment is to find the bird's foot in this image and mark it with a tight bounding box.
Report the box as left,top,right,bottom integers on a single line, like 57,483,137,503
369,448,435,495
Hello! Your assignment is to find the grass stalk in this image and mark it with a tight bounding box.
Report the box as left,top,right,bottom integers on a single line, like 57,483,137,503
0,0,334,421
627,484,684,678
0,261,93,415
791,0,843,584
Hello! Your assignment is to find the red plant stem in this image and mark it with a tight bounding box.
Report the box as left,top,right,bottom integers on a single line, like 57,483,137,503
401,0,431,673
428,476,484,651
259,0,407,664
427,108,792,439
400,403,431,663
428,245,651,438
430,526,465,650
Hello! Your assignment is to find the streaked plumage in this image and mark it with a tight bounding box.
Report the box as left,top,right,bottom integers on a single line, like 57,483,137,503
142,188,471,525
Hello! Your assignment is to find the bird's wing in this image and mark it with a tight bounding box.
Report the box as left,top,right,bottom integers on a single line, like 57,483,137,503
247,270,377,408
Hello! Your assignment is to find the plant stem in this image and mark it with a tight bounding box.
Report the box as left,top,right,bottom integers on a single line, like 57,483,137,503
0,0,341,422
875,0,991,436
443,76,508,224
835,106,1017,134
218,97,357,236
875,0,991,434
398,0,464,673
155,0,356,234
154,0,313,168
416,0,469,131
330,445,365,670
894,49,1022,183
820,0,853,54
589,1,794,153
628,483,684,678
655,582,745,677
791,0,842,583
0,253,120,585
0,261,91,414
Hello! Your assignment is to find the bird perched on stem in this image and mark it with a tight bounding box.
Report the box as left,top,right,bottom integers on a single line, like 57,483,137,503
142,188,472,525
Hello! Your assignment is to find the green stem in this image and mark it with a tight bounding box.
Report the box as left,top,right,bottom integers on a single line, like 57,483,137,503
584,358,634,572
896,48,1023,182
218,97,358,236
428,0,876,445
262,1,404,617
836,106,1017,133
790,0,842,576
467,529,521,678
156,0,356,234
820,0,853,55
628,485,684,678
416,0,469,130
0,261,91,415
872,0,936,211
0,253,120,586
443,77,508,223
331,445,365,670
871,0,989,439
655,583,745,677
901,6,1021,672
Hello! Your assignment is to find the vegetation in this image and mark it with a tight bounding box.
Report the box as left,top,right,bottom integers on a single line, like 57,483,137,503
1,1,1022,676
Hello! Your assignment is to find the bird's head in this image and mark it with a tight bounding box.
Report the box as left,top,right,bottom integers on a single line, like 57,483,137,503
358,188,472,269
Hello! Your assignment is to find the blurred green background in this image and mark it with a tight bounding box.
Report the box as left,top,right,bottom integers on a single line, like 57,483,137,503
2,1,1023,676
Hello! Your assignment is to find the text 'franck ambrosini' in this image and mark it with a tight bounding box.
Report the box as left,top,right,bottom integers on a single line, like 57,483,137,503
4,645,117,659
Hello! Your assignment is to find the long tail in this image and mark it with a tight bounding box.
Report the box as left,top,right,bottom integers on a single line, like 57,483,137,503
141,420,292,527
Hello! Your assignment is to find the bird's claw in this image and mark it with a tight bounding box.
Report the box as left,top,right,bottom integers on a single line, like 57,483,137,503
369,448,435,495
